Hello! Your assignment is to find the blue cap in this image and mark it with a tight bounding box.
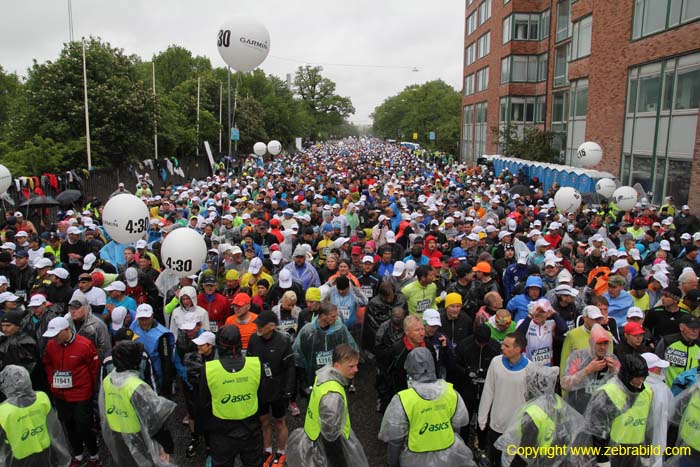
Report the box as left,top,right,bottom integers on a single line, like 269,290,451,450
322,224,333,232
525,276,543,289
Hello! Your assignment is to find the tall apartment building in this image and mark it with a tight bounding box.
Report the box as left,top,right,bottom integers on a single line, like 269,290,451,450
460,0,700,206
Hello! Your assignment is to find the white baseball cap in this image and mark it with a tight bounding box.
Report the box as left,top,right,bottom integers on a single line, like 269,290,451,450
111,306,128,331
392,261,406,277
278,269,293,288
192,331,216,346
517,251,529,265
362,255,375,264
179,312,201,331
104,280,126,292
583,305,603,319
43,316,70,337
248,257,263,274
422,308,442,327
28,295,47,308
385,231,396,243
135,239,148,249
659,240,671,251
270,250,283,265
535,238,550,248
652,272,669,288
641,352,670,369
1,243,15,251
34,258,53,269
82,253,96,271
628,248,641,261
135,303,154,319
611,259,630,273
554,284,579,297
626,307,645,319
125,267,139,287
67,226,82,235
48,268,69,280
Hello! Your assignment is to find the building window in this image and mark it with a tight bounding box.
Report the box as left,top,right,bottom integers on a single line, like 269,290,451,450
633,0,700,39
553,44,569,87
462,105,474,160
465,43,476,66
467,12,477,36
622,52,700,205
566,79,588,164
478,0,492,25
477,32,491,59
476,67,489,92
498,95,547,125
552,91,569,161
503,10,550,43
570,16,592,60
464,74,475,95
556,0,571,42
474,102,488,157
501,54,547,83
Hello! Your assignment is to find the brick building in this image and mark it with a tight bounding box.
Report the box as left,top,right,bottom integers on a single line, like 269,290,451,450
460,0,700,206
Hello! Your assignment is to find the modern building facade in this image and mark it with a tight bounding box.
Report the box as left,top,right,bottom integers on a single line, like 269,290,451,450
460,0,700,206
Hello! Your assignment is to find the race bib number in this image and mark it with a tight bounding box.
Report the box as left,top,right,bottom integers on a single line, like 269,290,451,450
665,348,688,367
53,371,73,389
69,257,80,265
261,245,270,256
14,290,26,301
210,322,219,333
337,306,351,320
362,285,374,300
531,347,553,364
263,362,272,378
316,351,333,366
322,247,331,258
416,299,432,313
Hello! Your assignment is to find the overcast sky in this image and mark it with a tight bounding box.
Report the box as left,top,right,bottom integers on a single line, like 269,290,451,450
3,1,464,125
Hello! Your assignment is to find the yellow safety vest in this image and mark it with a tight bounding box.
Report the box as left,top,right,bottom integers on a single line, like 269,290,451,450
522,400,562,448
599,382,652,445
304,378,350,441
679,390,700,451
206,357,260,420
398,383,457,453
103,374,144,434
0,391,51,459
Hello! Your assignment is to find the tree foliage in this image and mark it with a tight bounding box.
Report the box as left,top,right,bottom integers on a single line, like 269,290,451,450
0,39,357,174
371,80,461,153
492,123,560,163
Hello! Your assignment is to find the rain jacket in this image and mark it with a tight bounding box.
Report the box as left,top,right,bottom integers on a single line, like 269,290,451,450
561,324,619,414
99,369,176,466
287,364,369,467
168,286,210,340
0,365,70,467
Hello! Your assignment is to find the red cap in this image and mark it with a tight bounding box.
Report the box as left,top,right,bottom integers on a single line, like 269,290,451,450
232,293,251,306
351,246,362,255
270,219,280,227
624,321,645,336
429,257,442,268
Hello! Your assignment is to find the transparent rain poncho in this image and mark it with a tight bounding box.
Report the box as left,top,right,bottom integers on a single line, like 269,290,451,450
495,364,595,467
0,365,71,467
286,364,369,467
98,369,177,467
665,380,700,467
378,348,475,467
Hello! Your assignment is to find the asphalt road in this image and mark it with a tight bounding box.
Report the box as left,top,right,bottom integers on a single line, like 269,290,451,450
101,359,386,466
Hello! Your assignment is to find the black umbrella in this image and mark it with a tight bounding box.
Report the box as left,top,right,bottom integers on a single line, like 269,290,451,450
55,189,83,207
19,195,60,208
509,185,534,196
581,192,606,205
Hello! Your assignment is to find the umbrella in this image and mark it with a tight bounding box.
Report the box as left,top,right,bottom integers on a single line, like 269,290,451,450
581,192,606,205
55,189,83,207
19,195,60,208
509,185,534,196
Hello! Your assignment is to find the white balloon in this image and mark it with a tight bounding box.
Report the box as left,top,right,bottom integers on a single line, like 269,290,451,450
217,18,270,72
267,140,282,156
253,142,267,156
595,178,617,198
161,228,207,277
554,187,582,213
102,194,150,244
613,186,638,211
0,165,11,193
576,141,603,168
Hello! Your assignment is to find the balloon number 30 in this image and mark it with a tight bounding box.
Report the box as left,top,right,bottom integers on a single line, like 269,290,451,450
218,30,231,48
165,258,193,273
125,217,149,235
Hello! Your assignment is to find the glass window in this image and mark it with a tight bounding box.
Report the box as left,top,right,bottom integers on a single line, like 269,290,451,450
501,57,510,83
637,63,662,113
476,67,489,92
633,0,700,39
554,45,569,87
477,32,491,59
667,159,692,204
499,97,508,122
503,16,511,43
479,0,492,25
535,96,546,122
538,54,548,81
571,16,592,60
466,43,476,66
571,79,589,117
514,14,530,40
467,13,477,36
662,62,675,111
552,91,568,122
512,56,529,81
556,0,571,41
675,60,700,110
464,74,474,95
541,9,551,38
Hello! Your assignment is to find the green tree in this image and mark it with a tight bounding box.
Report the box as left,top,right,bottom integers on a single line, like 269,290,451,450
372,80,461,153
293,66,355,139
19,37,155,168
492,123,560,163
